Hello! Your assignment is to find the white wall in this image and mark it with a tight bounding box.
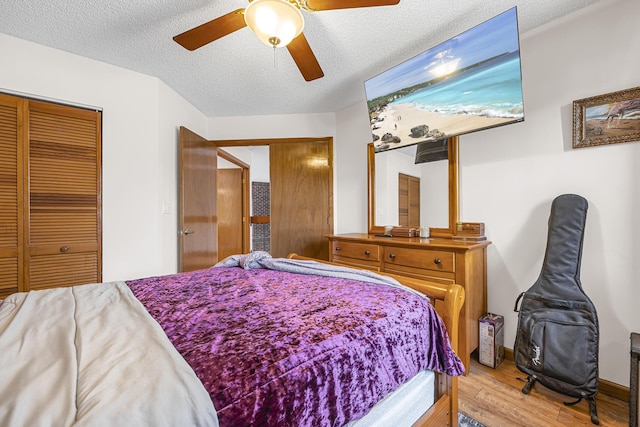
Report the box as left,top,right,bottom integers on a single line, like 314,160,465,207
249,146,270,183
0,33,208,281
207,114,335,140
335,0,640,386
335,101,371,233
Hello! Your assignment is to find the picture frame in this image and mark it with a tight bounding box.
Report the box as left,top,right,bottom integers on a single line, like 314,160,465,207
572,86,640,149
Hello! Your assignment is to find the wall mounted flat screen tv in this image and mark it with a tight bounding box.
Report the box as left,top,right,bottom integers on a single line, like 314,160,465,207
365,7,524,152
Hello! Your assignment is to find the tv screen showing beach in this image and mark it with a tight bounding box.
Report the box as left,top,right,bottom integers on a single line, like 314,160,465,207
365,7,524,152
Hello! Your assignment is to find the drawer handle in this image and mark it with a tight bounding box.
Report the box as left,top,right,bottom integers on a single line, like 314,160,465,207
389,253,396,259
364,250,370,255
433,258,441,265
60,246,70,253
335,246,341,251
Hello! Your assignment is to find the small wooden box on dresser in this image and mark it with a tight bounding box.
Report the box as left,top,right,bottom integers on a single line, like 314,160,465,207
327,233,490,372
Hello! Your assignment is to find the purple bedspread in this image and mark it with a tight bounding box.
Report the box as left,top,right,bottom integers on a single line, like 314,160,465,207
127,266,463,427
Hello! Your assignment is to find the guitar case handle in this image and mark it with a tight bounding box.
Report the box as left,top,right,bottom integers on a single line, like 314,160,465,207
514,292,525,312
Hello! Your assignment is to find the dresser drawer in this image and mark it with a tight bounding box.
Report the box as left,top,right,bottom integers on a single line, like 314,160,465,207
331,241,380,262
332,255,381,271
382,246,455,273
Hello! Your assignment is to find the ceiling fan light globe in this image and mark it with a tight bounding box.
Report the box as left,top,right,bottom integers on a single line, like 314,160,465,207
245,0,304,48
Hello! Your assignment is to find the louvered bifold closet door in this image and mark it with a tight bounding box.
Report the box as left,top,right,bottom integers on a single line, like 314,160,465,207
0,94,24,298
25,100,101,291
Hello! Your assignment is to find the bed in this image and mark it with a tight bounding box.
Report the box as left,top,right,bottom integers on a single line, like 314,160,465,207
0,253,465,427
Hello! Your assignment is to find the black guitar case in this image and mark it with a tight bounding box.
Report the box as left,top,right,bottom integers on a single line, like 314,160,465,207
513,194,600,425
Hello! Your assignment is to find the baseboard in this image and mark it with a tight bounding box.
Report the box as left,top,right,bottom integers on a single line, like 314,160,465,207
503,348,629,402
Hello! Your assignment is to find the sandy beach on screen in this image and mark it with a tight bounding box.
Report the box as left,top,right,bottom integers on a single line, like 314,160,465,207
371,103,514,148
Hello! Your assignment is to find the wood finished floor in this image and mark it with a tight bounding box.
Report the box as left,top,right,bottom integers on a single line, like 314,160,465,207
459,356,629,427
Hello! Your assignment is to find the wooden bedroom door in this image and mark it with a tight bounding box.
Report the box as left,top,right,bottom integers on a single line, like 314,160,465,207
217,168,243,259
269,141,332,259
179,127,218,272
217,148,250,258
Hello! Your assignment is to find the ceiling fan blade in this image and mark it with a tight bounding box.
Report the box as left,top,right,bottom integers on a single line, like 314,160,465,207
174,9,246,51
303,0,399,11
286,33,324,82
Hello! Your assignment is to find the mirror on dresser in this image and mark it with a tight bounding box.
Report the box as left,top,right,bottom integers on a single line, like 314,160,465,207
368,136,459,238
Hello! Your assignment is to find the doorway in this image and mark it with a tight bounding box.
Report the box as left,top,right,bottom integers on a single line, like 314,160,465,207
217,149,250,260
179,128,333,272
216,138,333,260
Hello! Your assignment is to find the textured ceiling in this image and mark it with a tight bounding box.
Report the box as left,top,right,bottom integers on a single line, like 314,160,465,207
0,0,601,117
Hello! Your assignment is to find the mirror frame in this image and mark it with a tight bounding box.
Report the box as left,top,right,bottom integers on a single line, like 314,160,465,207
368,136,459,238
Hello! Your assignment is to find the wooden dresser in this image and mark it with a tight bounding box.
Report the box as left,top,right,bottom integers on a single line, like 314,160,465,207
327,233,490,371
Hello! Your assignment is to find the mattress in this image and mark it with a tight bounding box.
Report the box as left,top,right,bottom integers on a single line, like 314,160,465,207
349,370,435,427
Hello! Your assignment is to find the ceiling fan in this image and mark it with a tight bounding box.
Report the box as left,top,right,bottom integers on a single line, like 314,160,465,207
173,0,400,82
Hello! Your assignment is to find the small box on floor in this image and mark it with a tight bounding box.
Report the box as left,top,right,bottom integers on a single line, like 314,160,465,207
479,313,504,368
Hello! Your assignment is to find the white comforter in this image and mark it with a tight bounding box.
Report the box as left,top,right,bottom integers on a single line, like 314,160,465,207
0,281,218,427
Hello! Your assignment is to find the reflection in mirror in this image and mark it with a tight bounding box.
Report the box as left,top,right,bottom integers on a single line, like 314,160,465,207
368,137,459,238
374,145,448,228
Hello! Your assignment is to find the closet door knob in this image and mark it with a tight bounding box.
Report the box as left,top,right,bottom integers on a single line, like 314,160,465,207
434,258,441,265
389,253,396,259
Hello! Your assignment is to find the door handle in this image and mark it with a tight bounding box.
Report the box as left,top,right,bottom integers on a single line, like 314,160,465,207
180,229,195,235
